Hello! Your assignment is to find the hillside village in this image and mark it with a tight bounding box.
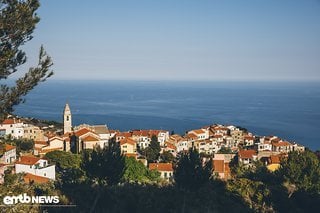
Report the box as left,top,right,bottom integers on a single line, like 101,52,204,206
0,103,305,184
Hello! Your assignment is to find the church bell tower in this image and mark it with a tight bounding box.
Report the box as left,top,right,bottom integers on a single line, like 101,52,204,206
63,103,72,134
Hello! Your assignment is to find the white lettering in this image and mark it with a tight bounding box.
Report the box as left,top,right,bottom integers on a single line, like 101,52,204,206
3,196,13,205
3,194,60,205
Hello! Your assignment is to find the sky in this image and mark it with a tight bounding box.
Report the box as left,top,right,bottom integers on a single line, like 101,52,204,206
15,0,320,81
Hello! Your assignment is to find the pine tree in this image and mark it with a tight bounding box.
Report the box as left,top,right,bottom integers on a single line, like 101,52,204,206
0,0,53,121
145,135,161,163
174,148,212,191
82,138,125,186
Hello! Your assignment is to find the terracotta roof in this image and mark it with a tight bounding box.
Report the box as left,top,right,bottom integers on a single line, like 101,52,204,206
165,143,177,150
191,129,205,134
16,156,41,165
4,144,16,152
148,130,161,136
82,135,99,142
268,155,281,164
132,130,149,137
116,132,132,137
271,138,281,143
149,163,173,172
125,153,137,158
187,133,198,139
238,149,257,159
214,126,228,131
1,119,15,125
213,160,224,173
75,128,94,137
34,140,48,145
272,141,292,147
120,137,136,146
24,173,50,184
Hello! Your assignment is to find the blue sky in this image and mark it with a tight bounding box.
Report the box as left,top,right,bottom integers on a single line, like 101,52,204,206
16,0,320,81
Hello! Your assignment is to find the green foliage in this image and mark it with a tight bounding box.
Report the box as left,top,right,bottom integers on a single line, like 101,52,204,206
174,148,212,191
276,150,320,193
0,0,53,120
0,173,40,212
145,135,161,162
160,150,174,163
45,150,81,170
81,138,125,186
218,146,233,154
4,138,34,153
227,178,272,212
57,182,250,213
122,157,160,183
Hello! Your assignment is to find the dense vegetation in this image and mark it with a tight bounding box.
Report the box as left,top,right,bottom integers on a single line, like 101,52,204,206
2,138,320,212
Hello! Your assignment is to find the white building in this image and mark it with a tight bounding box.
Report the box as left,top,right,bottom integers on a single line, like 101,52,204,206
0,144,17,164
0,119,24,138
15,156,55,181
188,129,209,140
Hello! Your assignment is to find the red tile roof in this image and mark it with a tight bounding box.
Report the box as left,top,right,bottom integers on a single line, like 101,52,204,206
82,135,99,142
1,119,15,125
120,137,136,146
268,155,281,164
24,173,50,184
16,156,41,165
4,144,16,152
238,149,257,159
191,129,205,134
34,140,48,145
272,141,292,147
125,153,137,158
187,133,198,139
165,143,177,150
149,163,173,172
75,128,94,137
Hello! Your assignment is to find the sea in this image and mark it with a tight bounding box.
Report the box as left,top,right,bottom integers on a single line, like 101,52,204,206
13,80,320,150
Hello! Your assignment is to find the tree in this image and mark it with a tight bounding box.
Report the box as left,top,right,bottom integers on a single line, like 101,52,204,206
160,150,174,163
217,146,232,154
0,0,53,121
145,135,161,163
45,150,81,170
82,138,125,186
174,148,212,191
122,156,160,183
276,150,320,193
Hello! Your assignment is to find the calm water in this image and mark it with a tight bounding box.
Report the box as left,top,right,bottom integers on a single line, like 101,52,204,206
14,80,320,150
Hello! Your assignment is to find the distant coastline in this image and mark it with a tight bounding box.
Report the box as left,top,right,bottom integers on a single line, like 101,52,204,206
14,80,320,150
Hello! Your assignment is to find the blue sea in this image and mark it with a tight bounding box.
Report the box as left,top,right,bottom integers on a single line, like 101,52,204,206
14,80,320,150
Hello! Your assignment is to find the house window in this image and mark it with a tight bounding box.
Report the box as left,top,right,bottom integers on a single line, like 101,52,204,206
164,172,167,178
44,173,46,176
30,165,32,169
66,116,69,121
